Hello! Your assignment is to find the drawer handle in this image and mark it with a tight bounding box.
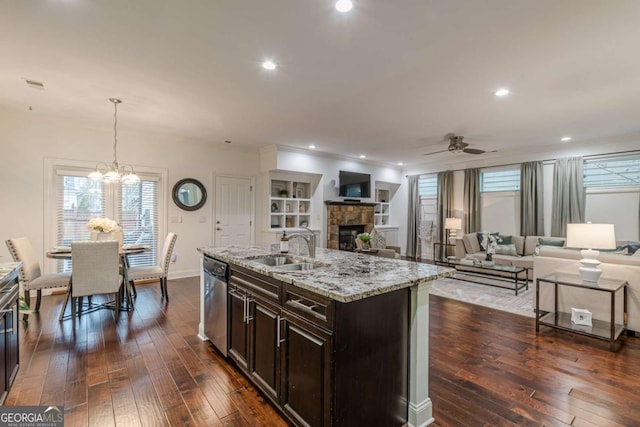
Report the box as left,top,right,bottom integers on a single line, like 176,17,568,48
276,315,286,347
289,298,323,314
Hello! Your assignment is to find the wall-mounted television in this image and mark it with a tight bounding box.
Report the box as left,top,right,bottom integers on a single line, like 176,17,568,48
339,170,371,198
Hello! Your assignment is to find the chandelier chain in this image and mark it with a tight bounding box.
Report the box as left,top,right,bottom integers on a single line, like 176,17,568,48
113,100,118,166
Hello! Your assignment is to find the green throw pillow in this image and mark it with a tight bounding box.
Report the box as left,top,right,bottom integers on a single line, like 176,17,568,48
497,235,512,245
539,238,564,247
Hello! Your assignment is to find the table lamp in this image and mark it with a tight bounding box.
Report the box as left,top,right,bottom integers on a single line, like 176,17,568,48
444,217,462,240
565,223,616,283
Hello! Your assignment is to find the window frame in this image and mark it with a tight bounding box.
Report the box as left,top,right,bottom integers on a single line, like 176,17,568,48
43,158,168,274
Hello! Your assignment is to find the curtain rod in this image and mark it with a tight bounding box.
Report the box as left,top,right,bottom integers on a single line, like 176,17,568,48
405,148,640,177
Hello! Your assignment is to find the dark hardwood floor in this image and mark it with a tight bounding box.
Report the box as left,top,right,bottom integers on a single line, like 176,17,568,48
7,276,640,426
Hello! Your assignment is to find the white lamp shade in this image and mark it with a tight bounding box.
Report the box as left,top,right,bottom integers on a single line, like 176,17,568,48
566,223,616,250
444,217,462,230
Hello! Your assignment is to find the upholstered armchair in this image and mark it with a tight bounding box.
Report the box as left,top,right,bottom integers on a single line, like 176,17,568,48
355,229,401,259
60,240,123,320
127,232,177,300
6,237,71,318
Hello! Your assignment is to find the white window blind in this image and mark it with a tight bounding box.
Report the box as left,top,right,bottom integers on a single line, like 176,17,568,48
119,179,159,267
481,168,521,192
584,157,640,188
418,174,437,196
53,167,160,272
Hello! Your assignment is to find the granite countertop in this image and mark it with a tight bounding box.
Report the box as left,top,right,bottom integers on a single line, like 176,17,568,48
198,246,454,303
0,262,22,284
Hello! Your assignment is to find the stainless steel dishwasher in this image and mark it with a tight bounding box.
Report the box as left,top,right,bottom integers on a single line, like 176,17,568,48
203,256,228,356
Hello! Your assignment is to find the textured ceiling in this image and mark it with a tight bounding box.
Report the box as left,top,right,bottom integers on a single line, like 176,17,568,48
2,0,640,168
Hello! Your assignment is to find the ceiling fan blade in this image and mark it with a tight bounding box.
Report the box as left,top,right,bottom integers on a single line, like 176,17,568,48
463,148,486,155
423,149,449,156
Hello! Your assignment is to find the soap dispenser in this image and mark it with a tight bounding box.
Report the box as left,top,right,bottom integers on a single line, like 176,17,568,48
280,231,289,253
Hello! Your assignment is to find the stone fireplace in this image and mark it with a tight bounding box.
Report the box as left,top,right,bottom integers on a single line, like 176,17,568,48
325,201,376,250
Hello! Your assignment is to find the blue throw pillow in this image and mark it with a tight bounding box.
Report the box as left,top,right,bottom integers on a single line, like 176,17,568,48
497,235,513,245
617,241,640,255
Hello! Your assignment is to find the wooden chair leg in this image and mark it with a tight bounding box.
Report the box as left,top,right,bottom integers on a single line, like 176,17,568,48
159,280,165,299
24,290,31,308
71,296,76,319
35,290,42,311
163,278,169,302
130,281,137,297
114,291,121,320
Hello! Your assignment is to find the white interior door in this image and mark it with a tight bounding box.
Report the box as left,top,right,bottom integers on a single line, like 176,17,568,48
214,176,253,247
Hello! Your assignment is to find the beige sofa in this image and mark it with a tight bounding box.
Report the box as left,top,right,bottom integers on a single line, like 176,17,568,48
534,246,640,333
454,233,566,274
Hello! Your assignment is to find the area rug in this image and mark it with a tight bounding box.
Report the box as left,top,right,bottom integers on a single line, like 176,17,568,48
429,273,536,318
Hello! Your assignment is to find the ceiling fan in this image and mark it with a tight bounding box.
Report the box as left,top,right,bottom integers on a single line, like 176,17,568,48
424,133,487,156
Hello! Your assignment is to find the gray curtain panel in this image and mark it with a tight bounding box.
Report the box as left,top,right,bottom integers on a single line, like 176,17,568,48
520,161,544,236
463,168,481,234
437,170,454,244
406,175,420,259
551,157,585,237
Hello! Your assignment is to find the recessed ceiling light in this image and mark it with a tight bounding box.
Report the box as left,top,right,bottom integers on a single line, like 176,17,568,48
397,162,403,166
262,60,277,70
335,0,353,13
494,88,510,97
308,144,316,149
359,154,366,159
224,140,232,144
561,136,572,142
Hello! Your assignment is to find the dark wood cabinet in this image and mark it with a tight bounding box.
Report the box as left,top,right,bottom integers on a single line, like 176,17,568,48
227,263,408,426
280,313,332,427
249,296,281,401
227,285,249,371
0,267,20,405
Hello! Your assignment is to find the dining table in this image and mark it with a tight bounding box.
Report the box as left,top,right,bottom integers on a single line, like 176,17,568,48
47,244,150,313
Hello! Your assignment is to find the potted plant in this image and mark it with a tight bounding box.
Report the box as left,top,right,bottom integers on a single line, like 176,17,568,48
279,189,289,198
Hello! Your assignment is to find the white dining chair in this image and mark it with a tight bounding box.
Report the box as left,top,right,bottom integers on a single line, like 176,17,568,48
127,232,177,301
6,237,71,318
61,240,123,320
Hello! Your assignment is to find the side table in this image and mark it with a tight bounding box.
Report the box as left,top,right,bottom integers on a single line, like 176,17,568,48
536,273,627,351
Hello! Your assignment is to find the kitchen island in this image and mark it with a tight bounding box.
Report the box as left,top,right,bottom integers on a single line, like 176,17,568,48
197,246,454,427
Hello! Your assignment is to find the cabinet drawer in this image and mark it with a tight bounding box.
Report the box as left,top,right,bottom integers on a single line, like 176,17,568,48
283,284,333,331
230,266,281,303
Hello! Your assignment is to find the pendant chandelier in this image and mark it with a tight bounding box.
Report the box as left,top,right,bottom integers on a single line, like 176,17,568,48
88,98,140,184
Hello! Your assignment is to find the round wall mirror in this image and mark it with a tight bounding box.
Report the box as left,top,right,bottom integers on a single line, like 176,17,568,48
172,178,207,211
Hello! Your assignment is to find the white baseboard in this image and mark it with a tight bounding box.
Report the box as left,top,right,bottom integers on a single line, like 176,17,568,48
407,398,435,427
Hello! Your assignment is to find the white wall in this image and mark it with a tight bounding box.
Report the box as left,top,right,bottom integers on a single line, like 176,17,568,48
0,107,260,278
262,147,404,249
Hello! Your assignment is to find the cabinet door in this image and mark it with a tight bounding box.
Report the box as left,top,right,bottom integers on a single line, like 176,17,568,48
6,303,18,386
228,287,249,371
248,297,281,401
0,315,7,402
280,314,332,427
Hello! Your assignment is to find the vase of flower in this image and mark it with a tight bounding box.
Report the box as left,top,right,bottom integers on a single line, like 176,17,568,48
88,217,123,247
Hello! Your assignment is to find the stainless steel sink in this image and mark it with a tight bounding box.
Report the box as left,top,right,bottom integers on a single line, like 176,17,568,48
248,254,296,266
273,262,319,271
247,254,324,271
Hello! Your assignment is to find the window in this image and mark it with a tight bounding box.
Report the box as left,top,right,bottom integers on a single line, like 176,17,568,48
584,157,640,188
418,174,437,196
583,156,640,241
480,167,520,235
49,163,163,272
418,174,437,259
480,168,520,192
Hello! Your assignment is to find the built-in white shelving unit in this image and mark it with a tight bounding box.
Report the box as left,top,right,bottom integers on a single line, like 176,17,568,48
269,179,312,229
